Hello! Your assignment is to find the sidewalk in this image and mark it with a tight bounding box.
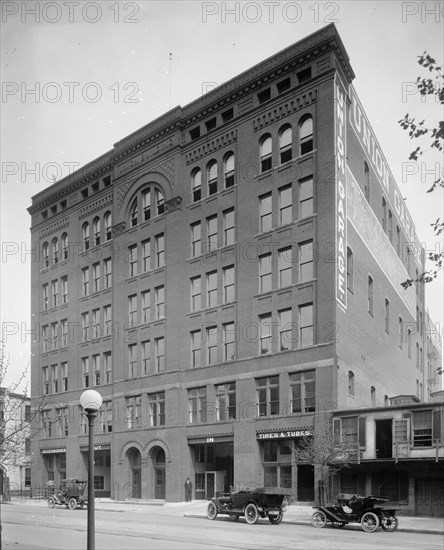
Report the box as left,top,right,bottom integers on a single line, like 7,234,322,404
92,499,443,535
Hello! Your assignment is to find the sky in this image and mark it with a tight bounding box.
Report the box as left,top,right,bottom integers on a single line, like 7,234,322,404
1,0,443,389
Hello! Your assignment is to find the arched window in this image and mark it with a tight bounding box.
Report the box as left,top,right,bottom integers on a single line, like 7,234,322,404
224,153,235,188
191,169,202,202
82,222,90,251
61,233,68,260
279,125,292,164
347,247,353,291
42,242,49,268
155,188,164,215
348,371,355,397
155,447,166,465
207,161,218,196
51,237,59,264
260,134,272,172
104,212,112,241
130,198,138,227
142,189,151,221
93,216,101,246
299,116,313,155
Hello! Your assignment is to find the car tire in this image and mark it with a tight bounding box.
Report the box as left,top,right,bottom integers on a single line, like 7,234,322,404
361,511,380,533
381,515,398,532
268,510,283,525
311,510,327,528
47,497,55,509
207,501,218,520
244,503,259,525
68,497,77,510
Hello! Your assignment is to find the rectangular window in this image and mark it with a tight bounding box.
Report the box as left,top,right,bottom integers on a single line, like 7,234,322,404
42,366,49,394
206,214,218,253
223,265,235,303
259,253,272,293
61,361,68,391
412,410,432,447
92,262,100,292
223,322,235,361
42,284,48,310
398,317,403,348
81,267,89,296
223,208,235,246
385,299,390,334
82,357,90,388
142,239,151,272
258,88,271,104
277,77,291,94
128,244,138,277
92,308,101,339
206,271,218,308
155,336,165,372
299,303,314,347
128,294,137,326
51,364,58,393
188,387,207,424
100,401,113,433
216,382,236,421
148,392,165,427
128,343,137,378
299,240,314,282
256,376,279,416
103,305,112,336
142,290,151,323
259,193,272,232
279,185,292,226
142,340,150,375
278,308,292,351
61,276,68,304
155,285,165,318
57,407,68,437
206,325,218,365
42,324,49,352
51,322,58,350
81,312,90,342
155,233,165,267
299,177,314,218
126,395,141,429
396,226,401,256
191,276,201,311
290,370,315,413
103,258,112,288
278,247,292,288
259,313,272,354
51,280,58,307
104,351,112,383
368,276,374,315
191,330,202,367
191,222,202,257
92,354,100,385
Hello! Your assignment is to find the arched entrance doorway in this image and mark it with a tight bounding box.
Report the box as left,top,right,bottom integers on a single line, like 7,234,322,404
127,448,141,499
151,446,166,499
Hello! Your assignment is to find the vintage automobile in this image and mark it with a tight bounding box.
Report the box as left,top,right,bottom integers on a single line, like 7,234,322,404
47,479,88,510
207,488,288,525
311,494,398,533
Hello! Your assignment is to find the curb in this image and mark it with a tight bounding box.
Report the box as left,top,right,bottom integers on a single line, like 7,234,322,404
183,514,444,535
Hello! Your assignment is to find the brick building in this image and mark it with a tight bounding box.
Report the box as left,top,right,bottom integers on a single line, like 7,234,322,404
28,24,441,504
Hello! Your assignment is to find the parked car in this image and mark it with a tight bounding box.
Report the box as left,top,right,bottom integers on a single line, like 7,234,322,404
47,479,88,510
311,494,398,533
207,488,288,525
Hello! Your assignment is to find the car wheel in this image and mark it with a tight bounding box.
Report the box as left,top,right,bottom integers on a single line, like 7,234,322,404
311,510,327,528
381,515,398,532
361,511,380,533
207,501,218,520
331,522,346,528
47,497,55,509
68,497,77,510
244,503,259,525
229,514,239,521
268,510,283,525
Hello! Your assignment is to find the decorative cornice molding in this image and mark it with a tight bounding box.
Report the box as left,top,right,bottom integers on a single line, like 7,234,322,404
39,217,70,239
253,89,317,131
78,194,113,220
185,130,237,165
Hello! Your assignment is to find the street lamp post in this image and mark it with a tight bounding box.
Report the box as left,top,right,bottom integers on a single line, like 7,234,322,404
80,389,102,550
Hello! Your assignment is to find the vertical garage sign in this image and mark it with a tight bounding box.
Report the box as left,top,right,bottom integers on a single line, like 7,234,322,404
335,80,347,310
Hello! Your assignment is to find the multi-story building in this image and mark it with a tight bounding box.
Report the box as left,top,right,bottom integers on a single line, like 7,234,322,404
332,394,444,517
28,24,442,506
0,388,32,497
